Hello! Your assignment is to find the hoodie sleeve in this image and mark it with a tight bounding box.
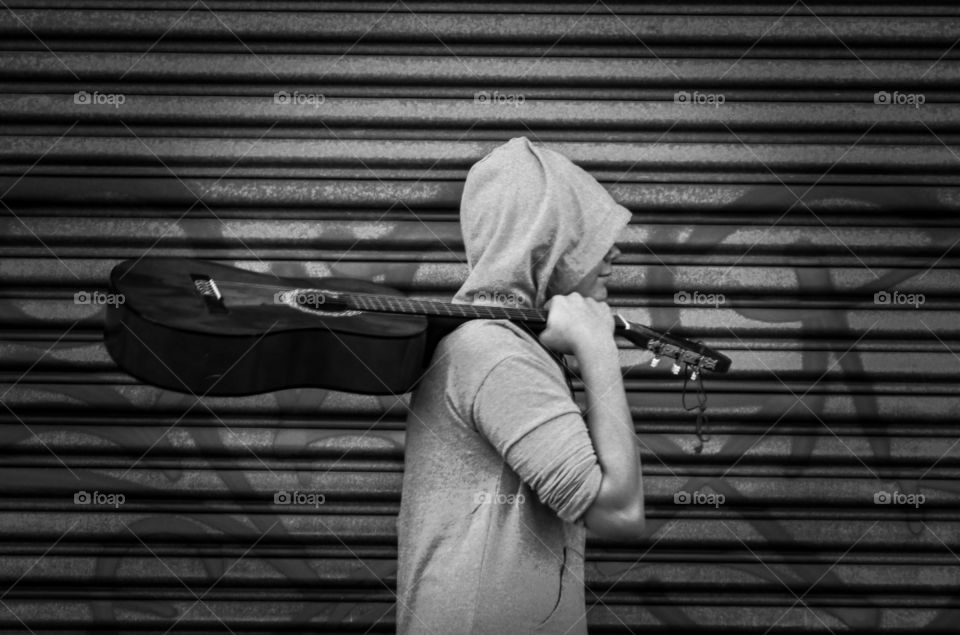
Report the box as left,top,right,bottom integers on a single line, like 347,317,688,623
472,352,603,524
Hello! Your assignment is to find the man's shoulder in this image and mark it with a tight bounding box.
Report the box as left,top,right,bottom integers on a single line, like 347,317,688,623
440,320,556,373
445,319,538,353
433,320,568,407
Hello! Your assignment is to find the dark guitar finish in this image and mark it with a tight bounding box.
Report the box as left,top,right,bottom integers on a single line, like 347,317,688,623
104,258,730,396
105,259,429,395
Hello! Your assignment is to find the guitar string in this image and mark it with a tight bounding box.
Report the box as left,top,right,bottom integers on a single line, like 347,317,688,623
211,281,724,376
213,280,548,320
212,281,724,371
214,279,713,446
202,281,703,345
214,280,687,342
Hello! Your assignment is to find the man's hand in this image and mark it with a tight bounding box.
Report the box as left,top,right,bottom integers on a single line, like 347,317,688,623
538,292,616,357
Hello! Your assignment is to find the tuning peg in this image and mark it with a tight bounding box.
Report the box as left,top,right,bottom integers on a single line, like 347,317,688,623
649,356,661,368
670,362,682,375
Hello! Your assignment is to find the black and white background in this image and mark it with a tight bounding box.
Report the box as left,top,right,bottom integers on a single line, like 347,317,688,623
1,1,959,633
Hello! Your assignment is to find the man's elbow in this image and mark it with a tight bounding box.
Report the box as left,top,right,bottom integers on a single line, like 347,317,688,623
605,500,646,539
583,498,645,540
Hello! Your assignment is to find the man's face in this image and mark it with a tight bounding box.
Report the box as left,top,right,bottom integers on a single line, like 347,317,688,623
572,245,621,302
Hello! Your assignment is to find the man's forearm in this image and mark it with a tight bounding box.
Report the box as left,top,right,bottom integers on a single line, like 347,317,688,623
575,339,643,509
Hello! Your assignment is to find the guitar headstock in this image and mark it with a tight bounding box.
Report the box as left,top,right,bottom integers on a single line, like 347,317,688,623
613,315,731,378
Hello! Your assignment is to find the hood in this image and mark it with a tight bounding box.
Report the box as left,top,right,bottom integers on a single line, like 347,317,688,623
453,137,632,309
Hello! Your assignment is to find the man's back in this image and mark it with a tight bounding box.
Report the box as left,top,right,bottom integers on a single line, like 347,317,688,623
396,319,599,634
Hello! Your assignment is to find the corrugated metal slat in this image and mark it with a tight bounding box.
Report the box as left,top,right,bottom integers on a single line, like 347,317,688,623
2,1,959,633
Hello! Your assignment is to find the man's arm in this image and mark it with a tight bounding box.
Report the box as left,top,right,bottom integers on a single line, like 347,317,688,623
539,293,645,540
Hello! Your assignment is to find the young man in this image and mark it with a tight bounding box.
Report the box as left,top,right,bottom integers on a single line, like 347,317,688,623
396,137,645,634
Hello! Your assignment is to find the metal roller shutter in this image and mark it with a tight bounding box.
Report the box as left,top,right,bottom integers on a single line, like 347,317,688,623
1,1,958,632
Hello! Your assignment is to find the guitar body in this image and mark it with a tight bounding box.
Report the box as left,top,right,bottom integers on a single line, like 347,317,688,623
105,259,429,396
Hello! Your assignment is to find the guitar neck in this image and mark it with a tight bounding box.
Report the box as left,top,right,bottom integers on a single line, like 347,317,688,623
339,290,728,374
268,283,729,374
344,292,549,328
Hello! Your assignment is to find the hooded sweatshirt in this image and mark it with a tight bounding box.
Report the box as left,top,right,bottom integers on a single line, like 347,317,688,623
396,137,632,634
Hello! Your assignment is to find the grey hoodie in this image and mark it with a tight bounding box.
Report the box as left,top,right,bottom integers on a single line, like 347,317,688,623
396,137,632,634
453,137,632,308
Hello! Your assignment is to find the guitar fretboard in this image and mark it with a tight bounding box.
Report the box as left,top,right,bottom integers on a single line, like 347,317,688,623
216,277,727,373
344,292,548,325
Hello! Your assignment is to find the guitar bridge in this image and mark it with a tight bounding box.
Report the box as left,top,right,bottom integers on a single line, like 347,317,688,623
191,274,228,313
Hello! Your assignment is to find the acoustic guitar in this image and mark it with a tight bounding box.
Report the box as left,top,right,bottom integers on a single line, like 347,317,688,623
103,258,731,396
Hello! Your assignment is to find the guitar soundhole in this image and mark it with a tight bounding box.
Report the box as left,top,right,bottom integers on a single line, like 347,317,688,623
275,289,361,318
